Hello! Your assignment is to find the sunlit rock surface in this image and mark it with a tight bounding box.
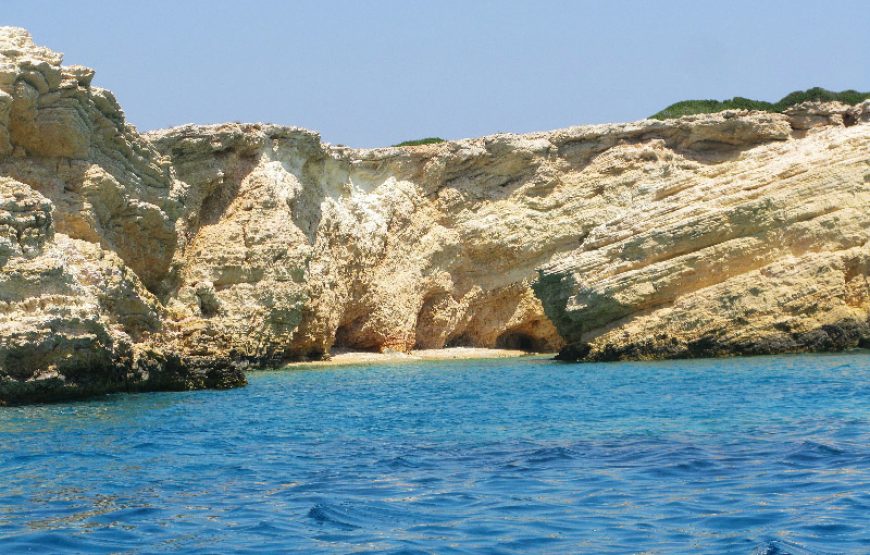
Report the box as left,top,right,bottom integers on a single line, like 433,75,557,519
535,102,870,360
1,27,868,402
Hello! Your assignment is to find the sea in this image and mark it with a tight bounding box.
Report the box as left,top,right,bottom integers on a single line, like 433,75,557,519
1,353,869,554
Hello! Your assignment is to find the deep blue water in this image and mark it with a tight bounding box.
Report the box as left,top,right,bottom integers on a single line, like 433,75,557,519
1,353,869,554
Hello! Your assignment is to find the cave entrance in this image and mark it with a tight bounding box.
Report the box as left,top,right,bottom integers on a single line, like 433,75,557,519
444,333,474,348
332,321,379,352
495,330,545,352
333,323,353,350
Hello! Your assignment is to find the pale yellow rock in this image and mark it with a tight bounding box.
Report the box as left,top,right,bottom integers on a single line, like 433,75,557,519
147,102,870,362
535,106,870,359
0,176,160,385
1,27,869,402
0,29,242,403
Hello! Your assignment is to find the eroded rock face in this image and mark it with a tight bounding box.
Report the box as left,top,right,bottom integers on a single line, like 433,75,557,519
0,29,244,404
1,27,868,402
147,123,569,361
535,102,870,360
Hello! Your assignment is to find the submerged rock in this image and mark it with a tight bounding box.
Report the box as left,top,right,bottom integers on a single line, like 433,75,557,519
0,27,868,403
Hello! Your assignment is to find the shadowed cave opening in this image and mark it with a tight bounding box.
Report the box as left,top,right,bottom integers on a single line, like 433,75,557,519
332,322,379,352
444,333,474,348
495,330,549,353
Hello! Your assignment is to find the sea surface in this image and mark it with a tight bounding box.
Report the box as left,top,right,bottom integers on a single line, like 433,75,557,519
1,353,869,554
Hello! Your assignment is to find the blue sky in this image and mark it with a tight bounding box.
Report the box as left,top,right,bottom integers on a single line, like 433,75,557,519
4,0,868,147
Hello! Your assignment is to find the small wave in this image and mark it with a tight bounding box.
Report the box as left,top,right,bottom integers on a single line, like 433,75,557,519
306,504,361,530
131,441,160,450
524,445,577,464
783,441,846,465
306,500,431,531
235,519,291,535
672,458,719,472
801,441,845,456
89,505,161,524
752,538,828,555
801,522,862,535
381,455,424,470
0,532,102,553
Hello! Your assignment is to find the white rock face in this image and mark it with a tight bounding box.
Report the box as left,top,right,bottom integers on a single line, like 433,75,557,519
1,27,868,402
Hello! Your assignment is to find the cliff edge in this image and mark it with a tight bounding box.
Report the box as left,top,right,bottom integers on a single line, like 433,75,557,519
1,28,868,403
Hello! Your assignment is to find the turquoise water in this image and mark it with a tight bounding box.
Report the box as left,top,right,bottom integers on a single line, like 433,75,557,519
1,353,869,554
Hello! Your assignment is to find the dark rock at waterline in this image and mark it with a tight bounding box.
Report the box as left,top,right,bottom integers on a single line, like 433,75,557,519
555,319,870,362
0,352,246,406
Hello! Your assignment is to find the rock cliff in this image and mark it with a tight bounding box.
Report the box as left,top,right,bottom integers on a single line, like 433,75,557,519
1,27,868,403
535,104,870,360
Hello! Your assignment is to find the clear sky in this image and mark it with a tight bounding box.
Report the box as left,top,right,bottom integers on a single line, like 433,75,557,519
4,0,869,147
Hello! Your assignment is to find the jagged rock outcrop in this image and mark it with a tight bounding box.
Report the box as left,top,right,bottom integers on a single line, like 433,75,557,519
0,28,244,403
535,102,870,360
1,27,868,402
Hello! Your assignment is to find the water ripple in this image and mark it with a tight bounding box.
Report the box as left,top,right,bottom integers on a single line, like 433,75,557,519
1,352,869,553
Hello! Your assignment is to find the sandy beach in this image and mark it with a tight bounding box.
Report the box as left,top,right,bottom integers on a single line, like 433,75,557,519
282,347,554,368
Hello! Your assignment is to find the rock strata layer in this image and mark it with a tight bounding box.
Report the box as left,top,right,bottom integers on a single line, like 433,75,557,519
1,28,868,403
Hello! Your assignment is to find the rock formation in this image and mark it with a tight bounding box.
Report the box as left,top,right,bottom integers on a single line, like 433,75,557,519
0,28,246,403
535,103,870,360
1,27,868,403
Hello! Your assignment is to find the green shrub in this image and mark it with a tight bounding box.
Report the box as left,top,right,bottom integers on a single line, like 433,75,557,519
650,88,870,120
392,137,446,147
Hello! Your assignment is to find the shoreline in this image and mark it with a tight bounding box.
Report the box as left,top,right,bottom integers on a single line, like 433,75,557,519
281,347,554,368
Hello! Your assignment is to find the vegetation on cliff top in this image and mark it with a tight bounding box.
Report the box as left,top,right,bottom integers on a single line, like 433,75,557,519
393,137,446,147
651,87,870,120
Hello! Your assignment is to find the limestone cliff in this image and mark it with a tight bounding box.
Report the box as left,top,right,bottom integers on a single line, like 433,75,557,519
534,102,870,360
0,28,245,403
1,27,868,403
